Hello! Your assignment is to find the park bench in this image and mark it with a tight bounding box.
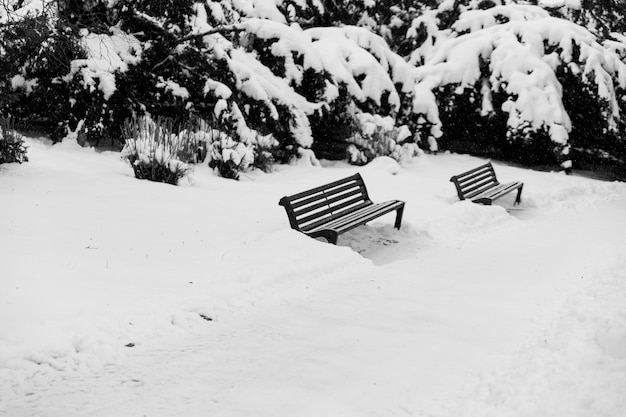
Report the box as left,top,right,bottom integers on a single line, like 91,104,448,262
278,173,405,244
450,161,523,205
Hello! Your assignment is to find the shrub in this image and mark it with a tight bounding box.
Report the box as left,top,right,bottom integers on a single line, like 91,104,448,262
0,117,28,164
434,84,562,167
121,115,193,185
309,88,358,161
206,131,255,180
346,112,420,164
0,13,86,142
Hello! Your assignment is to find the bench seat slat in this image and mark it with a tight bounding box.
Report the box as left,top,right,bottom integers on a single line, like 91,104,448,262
331,201,404,233
301,202,372,232
471,181,522,202
312,200,403,231
476,181,520,197
307,200,404,234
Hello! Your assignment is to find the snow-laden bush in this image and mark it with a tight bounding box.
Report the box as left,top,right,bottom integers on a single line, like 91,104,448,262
206,129,254,180
122,116,192,185
0,117,28,165
2,0,425,173
7,0,626,177
409,2,626,171
205,124,291,179
346,110,421,165
0,8,86,142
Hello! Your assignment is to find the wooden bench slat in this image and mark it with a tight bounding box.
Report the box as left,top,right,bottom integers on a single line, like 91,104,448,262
293,187,365,217
462,177,499,197
454,167,491,182
479,182,515,196
289,191,326,210
289,181,366,210
451,163,493,180
297,195,368,226
300,201,372,231
455,169,495,187
310,201,404,233
472,181,522,201
317,201,395,229
325,195,371,217
285,174,362,202
320,181,367,199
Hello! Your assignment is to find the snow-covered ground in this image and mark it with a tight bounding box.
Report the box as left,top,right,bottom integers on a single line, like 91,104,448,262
1,137,626,417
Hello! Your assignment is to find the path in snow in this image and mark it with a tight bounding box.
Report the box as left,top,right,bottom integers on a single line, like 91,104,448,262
6,195,626,417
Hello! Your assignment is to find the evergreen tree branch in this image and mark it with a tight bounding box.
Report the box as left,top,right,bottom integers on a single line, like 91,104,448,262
151,25,245,70
175,25,245,44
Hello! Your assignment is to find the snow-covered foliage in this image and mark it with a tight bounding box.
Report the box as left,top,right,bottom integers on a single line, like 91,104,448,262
71,27,143,100
122,115,193,185
346,111,422,165
0,117,28,164
407,1,626,171
2,0,626,177
0,0,47,22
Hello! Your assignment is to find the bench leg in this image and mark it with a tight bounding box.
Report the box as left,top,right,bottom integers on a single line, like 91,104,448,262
309,230,339,245
515,184,524,205
394,205,405,230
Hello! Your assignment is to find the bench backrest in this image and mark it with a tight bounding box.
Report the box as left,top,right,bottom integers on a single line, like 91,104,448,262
449,162,499,200
278,173,372,232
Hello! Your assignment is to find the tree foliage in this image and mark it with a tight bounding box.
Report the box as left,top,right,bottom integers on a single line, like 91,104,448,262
1,0,626,178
